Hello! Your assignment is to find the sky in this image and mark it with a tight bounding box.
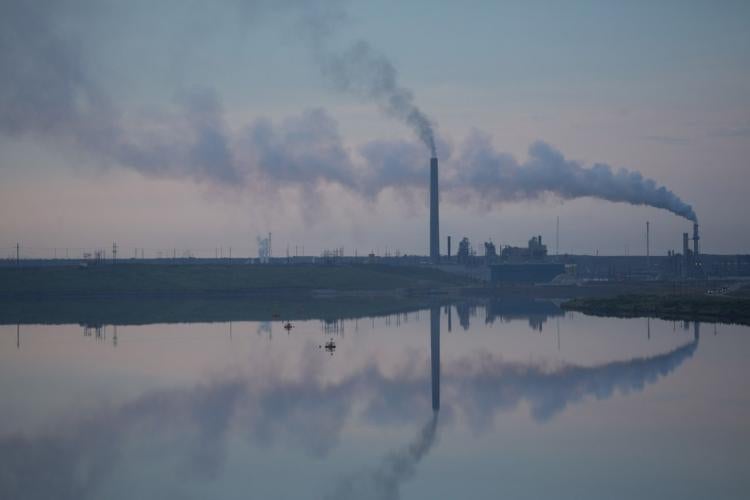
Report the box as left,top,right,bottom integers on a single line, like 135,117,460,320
1,0,749,258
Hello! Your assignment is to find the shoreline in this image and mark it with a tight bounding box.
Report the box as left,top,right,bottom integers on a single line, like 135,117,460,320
562,294,750,326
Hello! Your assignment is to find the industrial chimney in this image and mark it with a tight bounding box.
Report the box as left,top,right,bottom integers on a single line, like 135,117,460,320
430,157,439,263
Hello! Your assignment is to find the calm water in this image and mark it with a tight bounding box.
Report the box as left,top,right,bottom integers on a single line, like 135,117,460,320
1,300,749,499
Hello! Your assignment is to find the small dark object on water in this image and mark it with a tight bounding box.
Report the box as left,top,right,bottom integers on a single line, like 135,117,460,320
283,322,293,331
324,340,336,354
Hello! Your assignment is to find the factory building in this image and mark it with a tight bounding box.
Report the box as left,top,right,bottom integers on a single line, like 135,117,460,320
501,235,548,260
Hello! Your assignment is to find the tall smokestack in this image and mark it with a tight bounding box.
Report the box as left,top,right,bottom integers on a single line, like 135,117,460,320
430,157,439,263
447,235,451,258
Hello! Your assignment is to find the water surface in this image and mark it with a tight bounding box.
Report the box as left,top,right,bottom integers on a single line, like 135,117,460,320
1,300,748,499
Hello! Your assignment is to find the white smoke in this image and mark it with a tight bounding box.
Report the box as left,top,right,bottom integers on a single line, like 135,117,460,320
449,132,698,221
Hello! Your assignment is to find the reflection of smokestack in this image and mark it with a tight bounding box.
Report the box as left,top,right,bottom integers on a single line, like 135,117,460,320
430,157,439,263
430,307,440,411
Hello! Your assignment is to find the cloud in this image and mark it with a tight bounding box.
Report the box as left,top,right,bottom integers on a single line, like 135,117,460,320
0,0,697,222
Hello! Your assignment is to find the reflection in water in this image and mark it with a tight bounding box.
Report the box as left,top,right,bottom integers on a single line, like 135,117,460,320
455,302,474,331
324,414,439,500
451,333,698,423
256,321,272,339
451,299,564,332
431,307,440,412
484,298,564,331
0,314,700,500
326,309,442,500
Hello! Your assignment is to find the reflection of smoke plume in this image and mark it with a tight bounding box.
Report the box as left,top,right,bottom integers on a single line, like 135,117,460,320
451,133,697,221
451,339,698,425
0,336,697,499
318,41,437,156
324,413,439,500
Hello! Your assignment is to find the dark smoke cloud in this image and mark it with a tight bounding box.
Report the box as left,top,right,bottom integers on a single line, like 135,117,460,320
449,132,698,222
0,0,697,221
317,40,437,156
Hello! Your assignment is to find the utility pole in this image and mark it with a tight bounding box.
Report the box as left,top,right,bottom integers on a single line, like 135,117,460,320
112,242,117,264
646,221,650,269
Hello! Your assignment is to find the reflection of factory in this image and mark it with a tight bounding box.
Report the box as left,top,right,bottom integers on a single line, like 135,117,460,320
449,299,564,331
484,298,564,331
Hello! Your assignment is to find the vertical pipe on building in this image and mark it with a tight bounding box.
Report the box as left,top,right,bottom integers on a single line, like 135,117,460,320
430,157,439,263
682,232,689,278
693,223,700,257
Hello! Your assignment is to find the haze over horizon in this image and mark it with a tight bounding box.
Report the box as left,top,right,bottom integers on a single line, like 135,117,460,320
1,0,749,257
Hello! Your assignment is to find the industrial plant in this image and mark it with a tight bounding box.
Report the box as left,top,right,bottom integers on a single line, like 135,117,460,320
4,153,749,287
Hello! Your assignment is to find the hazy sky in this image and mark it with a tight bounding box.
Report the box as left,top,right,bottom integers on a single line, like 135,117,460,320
1,0,749,258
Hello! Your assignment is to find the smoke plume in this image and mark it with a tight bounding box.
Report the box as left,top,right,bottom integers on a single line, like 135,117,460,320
0,1,697,222
450,132,697,221
317,40,437,156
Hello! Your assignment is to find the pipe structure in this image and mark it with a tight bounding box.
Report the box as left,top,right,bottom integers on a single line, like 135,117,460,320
693,223,700,257
683,232,690,278
646,221,650,269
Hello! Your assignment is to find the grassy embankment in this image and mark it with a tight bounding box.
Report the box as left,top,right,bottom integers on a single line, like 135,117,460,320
562,294,750,325
0,263,472,298
0,295,447,326
0,264,469,325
